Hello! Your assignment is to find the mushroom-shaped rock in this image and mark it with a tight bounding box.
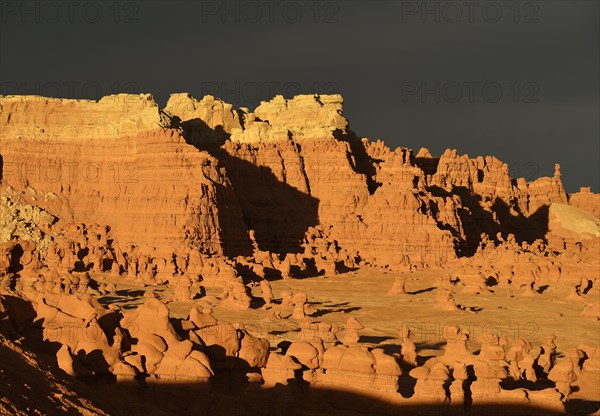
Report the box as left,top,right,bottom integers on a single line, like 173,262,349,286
291,292,308,320
262,352,303,386
280,291,294,309
267,352,302,371
322,345,375,374
286,341,320,370
189,305,218,329
409,366,430,380
121,297,180,345
322,344,347,370
238,331,270,368
388,274,407,295
428,362,451,380
372,348,401,376
400,325,418,367
345,347,376,374
343,317,364,345
111,361,137,380
549,357,577,398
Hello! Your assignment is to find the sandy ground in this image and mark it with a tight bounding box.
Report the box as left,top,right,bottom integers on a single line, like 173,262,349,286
97,269,599,353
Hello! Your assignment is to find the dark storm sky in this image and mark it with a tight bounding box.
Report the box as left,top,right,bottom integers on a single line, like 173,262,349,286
1,0,598,192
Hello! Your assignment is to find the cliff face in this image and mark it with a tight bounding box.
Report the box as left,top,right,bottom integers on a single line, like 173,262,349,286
0,94,248,257
165,93,456,267
569,187,600,217
0,92,596,270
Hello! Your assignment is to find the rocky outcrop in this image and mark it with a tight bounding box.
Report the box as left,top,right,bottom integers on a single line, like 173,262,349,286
1,92,597,272
0,94,249,259
174,94,456,267
548,203,600,240
569,187,600,217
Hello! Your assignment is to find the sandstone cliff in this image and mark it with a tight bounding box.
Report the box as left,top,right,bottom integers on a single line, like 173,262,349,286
0,94,249,259
569,187,600,217
1,93,597,271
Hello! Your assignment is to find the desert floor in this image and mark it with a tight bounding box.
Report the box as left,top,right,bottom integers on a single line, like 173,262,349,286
85,268,599,415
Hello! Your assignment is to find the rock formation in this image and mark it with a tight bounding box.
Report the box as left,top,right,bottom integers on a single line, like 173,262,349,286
2,92,597,272
0,91,598,416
